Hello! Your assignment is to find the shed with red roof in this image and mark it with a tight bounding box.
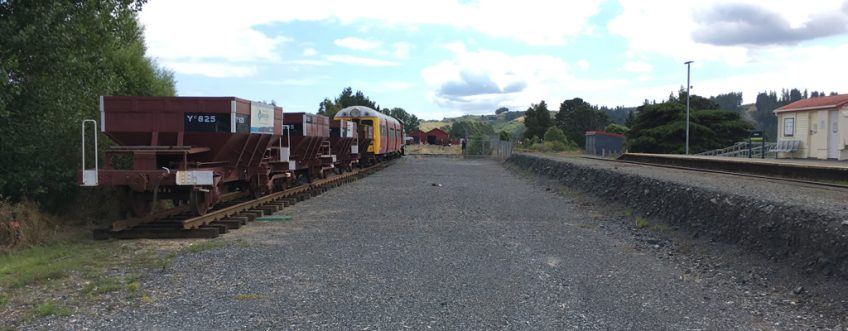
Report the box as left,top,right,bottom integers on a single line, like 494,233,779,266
410,129,427,144
773,94,848,160
426,128,450,145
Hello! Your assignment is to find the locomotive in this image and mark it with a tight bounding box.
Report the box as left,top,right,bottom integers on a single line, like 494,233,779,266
79,96,403,216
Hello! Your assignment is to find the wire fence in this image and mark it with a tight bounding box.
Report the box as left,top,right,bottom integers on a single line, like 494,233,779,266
463,135,513,158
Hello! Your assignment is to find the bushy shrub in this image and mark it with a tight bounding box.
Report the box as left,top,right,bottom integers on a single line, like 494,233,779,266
528,140,579,153
543,127,567,144
0,200,58,252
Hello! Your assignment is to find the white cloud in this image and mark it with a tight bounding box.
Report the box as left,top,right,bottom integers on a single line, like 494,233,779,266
623,61,653,73
323,55,400,67
140,0,604,64
608,0,848,66
690,44,848,103
441,42,467,54
140,1,603,81
285,59,331,66
161,61,256,78
262,78,324,86
577,60,590,71
334,37,383,51
392,42,412,59
357,81,416,92
302,48,318,56
421,48,629,112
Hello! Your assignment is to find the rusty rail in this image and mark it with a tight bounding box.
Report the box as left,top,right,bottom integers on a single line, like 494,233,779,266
94,160,393,239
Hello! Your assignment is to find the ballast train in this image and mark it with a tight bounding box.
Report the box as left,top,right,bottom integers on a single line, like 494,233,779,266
79,96,403,216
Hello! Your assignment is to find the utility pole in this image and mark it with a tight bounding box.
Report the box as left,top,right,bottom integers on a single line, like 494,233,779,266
685,60,693,155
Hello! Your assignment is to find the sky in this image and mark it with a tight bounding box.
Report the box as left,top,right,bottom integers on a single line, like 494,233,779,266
139,0,848,120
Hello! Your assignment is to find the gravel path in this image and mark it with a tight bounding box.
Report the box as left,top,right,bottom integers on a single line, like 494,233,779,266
27,156,847,330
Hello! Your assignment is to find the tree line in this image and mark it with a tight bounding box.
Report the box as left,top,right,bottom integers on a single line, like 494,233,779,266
0,0,176,209
317,87,420,134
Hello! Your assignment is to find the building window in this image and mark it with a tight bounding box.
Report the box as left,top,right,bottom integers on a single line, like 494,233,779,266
784,117,795,137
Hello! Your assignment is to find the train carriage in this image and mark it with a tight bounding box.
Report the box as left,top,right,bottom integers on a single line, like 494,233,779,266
334,106,404,165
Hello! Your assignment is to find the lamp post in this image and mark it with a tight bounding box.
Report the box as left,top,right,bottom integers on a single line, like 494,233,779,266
684,60,693,155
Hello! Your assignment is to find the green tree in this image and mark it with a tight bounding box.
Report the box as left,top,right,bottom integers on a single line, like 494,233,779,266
495,107,509,114
627,95,753,154
317,87,380,118
498,130,511,141
555,98,610,147
604,123,629,134
386,107,420,134
710,92,743,113
0,0,175,208
522,101,552,140
624,110,636,128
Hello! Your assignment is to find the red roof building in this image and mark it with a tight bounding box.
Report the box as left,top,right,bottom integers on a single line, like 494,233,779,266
772,94,848,160
775,94,848,113
426,128,450,145
410,129,427,144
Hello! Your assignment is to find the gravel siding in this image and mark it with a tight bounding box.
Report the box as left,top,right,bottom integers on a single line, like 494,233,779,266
23,156,846,330
507,153,848,278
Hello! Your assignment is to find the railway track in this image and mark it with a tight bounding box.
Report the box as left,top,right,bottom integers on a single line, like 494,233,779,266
93,161,393,240
582,156,848,192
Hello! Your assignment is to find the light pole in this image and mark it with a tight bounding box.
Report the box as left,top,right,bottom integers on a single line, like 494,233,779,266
684,60,693,155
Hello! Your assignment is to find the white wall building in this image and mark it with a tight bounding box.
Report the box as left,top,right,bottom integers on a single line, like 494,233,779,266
774,95,848,160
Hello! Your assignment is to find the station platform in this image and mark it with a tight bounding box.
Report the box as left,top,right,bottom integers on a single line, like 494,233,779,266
618,153,848,183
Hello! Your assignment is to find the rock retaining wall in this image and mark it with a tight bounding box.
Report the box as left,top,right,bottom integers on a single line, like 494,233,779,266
507,154,848,278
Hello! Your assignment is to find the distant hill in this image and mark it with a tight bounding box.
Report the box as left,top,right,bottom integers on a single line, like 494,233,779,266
419,112,526,138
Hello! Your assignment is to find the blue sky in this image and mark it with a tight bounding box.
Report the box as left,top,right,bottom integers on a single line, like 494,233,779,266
139,0,848,120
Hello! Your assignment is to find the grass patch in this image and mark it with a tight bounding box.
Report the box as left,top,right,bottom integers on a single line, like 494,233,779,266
80,278,121,297
635,217,649,229
234,293,261,301
591,212,602,220
125,274,141,294
31,300,71,318
0,240,112,289
623,208,634,217
651,224,669,233
141,294,154,304
576,223,596,230
186,240,224,253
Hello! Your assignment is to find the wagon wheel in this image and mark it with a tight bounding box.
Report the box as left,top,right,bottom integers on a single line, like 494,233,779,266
249,175,266,199
296,173,310,186
128,190,153,217
190,190,210,216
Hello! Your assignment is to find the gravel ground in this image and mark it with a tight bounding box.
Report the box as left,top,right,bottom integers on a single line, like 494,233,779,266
25,156,848,330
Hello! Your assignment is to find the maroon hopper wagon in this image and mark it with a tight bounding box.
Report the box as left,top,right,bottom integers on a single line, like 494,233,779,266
80,96,286,216
278,112,334,182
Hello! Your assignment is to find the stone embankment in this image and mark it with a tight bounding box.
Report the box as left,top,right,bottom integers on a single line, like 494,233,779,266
507,153,848,278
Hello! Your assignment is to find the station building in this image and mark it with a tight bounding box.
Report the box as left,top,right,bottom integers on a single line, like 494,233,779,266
774,94,848,160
